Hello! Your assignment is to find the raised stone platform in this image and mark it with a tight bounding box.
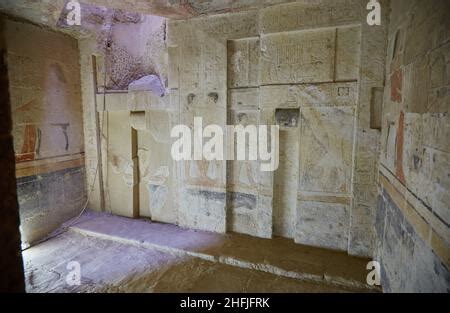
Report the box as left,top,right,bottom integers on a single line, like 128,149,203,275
23,210,380,292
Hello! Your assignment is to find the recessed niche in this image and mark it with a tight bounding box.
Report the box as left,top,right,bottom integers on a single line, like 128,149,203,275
275,108,300,128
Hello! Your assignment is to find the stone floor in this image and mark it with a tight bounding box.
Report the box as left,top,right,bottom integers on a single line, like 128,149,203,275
23,211,380,293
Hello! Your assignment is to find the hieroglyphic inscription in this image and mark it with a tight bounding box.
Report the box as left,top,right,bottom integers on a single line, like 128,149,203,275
259,0,361,34
228,38,260,88
260,29,336,85
299,107,355,194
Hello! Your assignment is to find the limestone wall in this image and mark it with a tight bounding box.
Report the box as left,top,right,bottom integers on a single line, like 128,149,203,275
5,18,86,246
376,0,450,292
165,0,389,256
81,0,389,258
80,12,169,219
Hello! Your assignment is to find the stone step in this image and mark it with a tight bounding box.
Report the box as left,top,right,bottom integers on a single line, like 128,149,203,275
68,211,380,292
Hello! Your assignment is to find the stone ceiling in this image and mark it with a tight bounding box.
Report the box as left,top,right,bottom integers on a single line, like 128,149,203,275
0,0,296,39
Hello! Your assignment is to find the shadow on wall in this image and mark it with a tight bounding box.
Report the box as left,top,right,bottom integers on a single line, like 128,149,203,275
0,15,25,292
5,17,86,247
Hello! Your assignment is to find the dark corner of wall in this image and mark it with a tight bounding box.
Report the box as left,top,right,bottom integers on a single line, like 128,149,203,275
0,15,26,293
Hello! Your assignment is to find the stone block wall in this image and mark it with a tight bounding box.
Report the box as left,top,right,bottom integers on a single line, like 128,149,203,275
79,12,169,220
162,0,389,256
75,0,449,291
16,167,86,245
80,0,390,258
4,18,86,246
376,0,450,292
